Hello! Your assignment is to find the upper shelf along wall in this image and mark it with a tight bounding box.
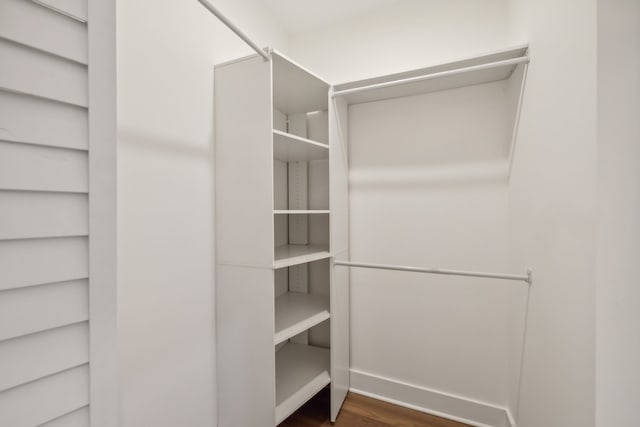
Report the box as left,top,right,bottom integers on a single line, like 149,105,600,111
332,45,529,106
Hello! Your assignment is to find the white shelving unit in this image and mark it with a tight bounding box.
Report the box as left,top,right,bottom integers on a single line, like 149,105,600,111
215,50,350,427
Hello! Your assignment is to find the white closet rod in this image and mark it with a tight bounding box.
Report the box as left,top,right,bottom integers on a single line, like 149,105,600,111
196,0,270,61
332,56,530,98
334,261,532,285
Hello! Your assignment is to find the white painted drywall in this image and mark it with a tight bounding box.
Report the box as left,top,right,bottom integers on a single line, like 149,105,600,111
347,81,513,411
596,1,640,426
116,1,287,426
506,0,598,426
287,0,510,84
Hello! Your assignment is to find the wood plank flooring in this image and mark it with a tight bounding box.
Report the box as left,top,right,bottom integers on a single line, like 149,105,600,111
280,388,471,427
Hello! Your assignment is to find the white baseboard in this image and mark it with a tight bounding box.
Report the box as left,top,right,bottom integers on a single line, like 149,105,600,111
349,369,514,427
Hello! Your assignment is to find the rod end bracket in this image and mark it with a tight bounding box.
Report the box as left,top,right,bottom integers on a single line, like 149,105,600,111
526,268,533,286
262,47,273,61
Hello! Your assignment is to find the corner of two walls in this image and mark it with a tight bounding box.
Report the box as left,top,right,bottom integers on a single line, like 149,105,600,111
116,1,287,425
505,0,598,426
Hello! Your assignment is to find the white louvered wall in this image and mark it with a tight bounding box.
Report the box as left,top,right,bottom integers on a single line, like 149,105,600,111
0,0,91,425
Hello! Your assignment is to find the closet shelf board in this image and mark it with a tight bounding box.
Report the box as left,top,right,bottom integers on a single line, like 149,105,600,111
333,45,529,105
275,343,330,425
272,51,330,115
273,210,330,215
274,293,330,345
273,130,329,162
274,245,331,269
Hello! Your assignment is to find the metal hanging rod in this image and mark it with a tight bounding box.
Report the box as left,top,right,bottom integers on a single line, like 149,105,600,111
196,0,270,61
332,56,530,98
334,260,532,285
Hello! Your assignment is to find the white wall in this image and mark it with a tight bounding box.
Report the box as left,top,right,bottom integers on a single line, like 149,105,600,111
506,0,598,426
596,1,640,426
348,81,513,409
113,1,638,426
288,0,509,84
116,1,287,426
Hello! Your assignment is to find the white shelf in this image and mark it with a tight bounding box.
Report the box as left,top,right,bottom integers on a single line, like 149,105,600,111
272,51,330,115
275,343,330,424
333,45,528,105
274,244,331,269
274,210,330,215
273,130,329,162
275,293,330,345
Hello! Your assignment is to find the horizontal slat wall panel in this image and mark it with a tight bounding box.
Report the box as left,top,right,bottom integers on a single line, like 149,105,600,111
0,0,87,64
0,279,88,341
33,0,88,22
0,237,88,291
0,322,89,392
0,0,93,423
40,406,90,427
0,142,88,193
0,38,87,106
0,364,89,427
0,90,88,150
0,192,88,240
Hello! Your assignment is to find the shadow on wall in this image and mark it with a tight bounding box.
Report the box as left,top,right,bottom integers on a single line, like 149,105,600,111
118,127,213,160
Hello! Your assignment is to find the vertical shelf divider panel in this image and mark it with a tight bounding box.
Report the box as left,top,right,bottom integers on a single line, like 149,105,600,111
329,93,351,422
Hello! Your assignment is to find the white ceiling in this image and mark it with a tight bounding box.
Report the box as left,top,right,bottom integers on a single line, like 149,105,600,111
262,0,403,34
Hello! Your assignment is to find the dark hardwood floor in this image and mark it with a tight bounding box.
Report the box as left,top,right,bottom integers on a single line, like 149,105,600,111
280,388,471,427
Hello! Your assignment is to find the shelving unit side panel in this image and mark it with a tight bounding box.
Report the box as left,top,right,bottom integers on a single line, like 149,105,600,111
215,56,273,268
216,265,275,427
330,249,350,422
329,96,350,254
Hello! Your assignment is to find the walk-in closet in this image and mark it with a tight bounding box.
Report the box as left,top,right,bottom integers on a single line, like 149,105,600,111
0,1,638,427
